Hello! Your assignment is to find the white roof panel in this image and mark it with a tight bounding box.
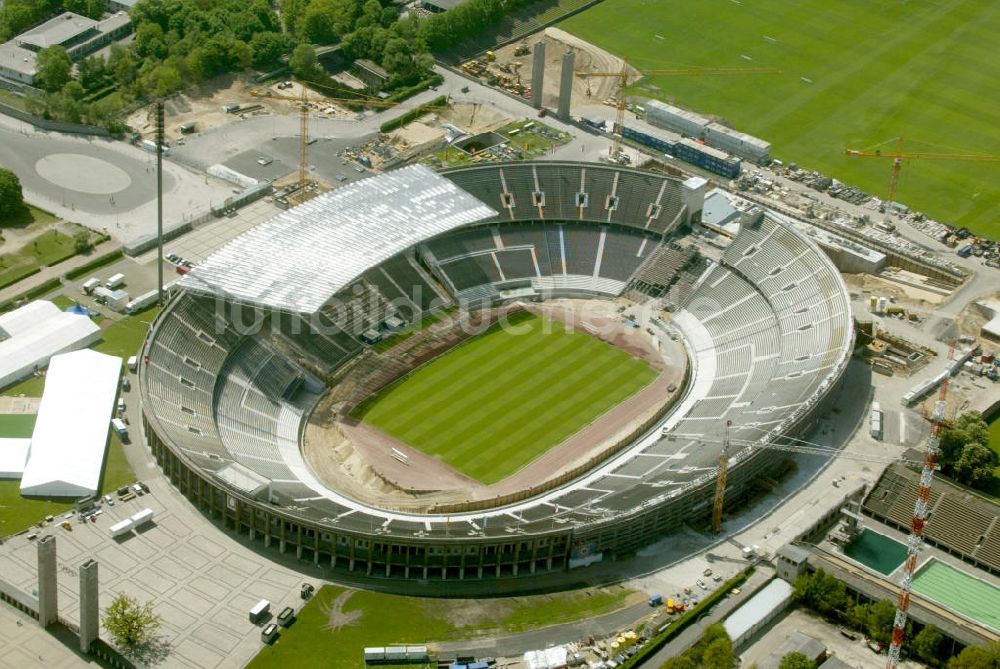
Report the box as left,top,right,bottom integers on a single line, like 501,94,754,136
0,438,31,478
723,578,793,643
19,349,121,497
179,165,496,313
0,301,102,388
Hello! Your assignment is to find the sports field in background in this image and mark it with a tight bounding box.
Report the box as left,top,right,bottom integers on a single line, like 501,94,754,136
560,0,1000,237
248,583,636,669
355,311,657,484
912,559,1000,631
0,414,36,437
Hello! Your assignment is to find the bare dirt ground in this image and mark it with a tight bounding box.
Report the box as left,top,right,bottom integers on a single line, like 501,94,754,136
438,102,515,134
491,27,638,112
842,272,946,316
320,590,362,632
0,396,40,413
125,75,356,142
301,299,687,512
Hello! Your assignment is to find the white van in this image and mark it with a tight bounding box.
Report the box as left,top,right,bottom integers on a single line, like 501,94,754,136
105,273,126,289
82,277,100,295
127,356,138,372
249,599,270,624
111,418,128,441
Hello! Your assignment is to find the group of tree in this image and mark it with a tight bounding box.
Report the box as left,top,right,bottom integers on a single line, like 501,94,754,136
279,0,433,90
947,641,1000,668
658,624,735,669
937,411,998,491
0,168,25,221
420,0,537,52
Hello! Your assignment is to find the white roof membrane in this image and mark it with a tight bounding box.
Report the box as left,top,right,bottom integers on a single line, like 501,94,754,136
0,300,101,389
179,165,496,313
19,349,122,497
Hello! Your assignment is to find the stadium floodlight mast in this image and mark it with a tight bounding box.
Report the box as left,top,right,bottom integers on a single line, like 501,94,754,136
154,100,165,306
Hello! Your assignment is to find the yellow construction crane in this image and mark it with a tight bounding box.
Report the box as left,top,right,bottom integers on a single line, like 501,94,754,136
575,62,782,158
249,81,446,199
844,136,1000,212
249,83,384,197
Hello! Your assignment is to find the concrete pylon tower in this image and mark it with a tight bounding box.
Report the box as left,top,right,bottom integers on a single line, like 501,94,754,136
36,535,57,627
79,559,99,652
557,50,575,121
531,41,546,109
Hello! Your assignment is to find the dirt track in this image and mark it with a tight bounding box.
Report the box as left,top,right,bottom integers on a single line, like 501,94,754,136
301,299,687,512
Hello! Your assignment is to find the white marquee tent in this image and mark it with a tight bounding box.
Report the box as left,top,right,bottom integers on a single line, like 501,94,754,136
0,300,101,388
0,438,31,478
19,349,121,497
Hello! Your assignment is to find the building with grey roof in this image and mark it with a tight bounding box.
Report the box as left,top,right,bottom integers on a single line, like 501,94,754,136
0,11,131,86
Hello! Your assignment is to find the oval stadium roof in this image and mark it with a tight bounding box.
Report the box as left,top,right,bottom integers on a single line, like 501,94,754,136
179,165,496,314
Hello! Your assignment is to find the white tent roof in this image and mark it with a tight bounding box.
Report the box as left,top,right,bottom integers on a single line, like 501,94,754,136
0,438,31,478
19,349,121,497
723,578,793,643
0,300,101,388
179,164,496,313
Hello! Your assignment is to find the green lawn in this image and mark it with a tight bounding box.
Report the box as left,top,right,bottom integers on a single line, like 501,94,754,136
1,375,46,398
93,305,159,361
248,584,635,669
0,427,134,537
354,311,657,484
912,559,1000,631
0,414,36,437
0,229,77,287
560,0,1000,237
984,412,1000,499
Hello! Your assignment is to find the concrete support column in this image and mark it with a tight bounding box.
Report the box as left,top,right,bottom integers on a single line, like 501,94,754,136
79,559,99,652
36,535,57,627
531,41,546,109
557,49,575,120
296,526,303,559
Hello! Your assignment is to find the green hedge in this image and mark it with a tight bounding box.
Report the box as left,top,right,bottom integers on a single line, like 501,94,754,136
64,249,123,280
0,276,63,312
0,265,41,292
384,73,445,104
380,95,448,133
621,568,755,669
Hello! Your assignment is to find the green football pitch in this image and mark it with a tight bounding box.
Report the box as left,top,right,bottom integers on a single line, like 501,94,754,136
0,414,36,437
912,559,1000,631
354,312,658,484
560,0,1000,237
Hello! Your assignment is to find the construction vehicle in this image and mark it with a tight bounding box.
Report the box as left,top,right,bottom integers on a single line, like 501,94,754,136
575,62,781,157
844,137,1000,213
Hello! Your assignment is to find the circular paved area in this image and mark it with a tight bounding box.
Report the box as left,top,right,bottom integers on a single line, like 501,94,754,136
35,153,132,194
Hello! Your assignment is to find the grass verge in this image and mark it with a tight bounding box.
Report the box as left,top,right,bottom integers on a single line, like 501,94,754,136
248,584,635,669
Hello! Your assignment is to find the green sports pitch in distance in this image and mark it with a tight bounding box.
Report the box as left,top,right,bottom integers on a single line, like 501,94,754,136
354,312,658,484
560,0,1000,237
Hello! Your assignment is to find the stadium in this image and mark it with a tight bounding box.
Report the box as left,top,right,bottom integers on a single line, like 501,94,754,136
138,161,853,582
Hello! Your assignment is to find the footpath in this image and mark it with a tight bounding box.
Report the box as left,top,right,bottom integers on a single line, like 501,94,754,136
0,238,121,303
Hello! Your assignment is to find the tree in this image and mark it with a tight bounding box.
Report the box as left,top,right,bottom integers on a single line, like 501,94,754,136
73,230,92,253
249,31,291,69
0,168,24,220
35,45,72,92
103,593,162,650
702,636,735,669
952,441,999,489
862,600,897,647
939,411,990,468
289,42,318,80
792,569,847,616
947,642,1000,669
658,657,696,669
778,651,816,669
913,625,944,667
77,55,108,91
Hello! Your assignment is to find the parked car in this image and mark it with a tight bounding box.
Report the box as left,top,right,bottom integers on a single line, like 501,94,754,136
696,579,708,590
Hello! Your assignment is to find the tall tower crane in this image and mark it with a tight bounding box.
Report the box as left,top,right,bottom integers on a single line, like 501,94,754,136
711,420,732,533
575,62,782,158
885,344,954,669
844,137,1000,212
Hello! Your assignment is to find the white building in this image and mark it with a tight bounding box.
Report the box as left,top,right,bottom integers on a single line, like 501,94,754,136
19,349,122,497
0,300,101,389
